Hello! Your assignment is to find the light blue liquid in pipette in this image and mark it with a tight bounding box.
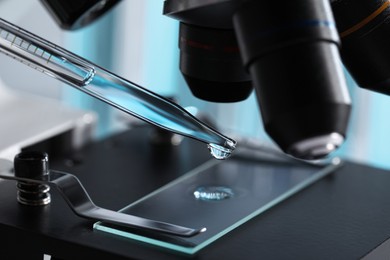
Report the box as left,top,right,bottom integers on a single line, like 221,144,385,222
0,18,236,159
80,69,236,159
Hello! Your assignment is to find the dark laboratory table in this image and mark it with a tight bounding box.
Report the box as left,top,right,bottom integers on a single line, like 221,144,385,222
1,127,390,260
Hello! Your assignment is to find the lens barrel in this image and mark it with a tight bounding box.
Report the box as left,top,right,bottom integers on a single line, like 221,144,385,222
332,0,390,94
40,0,120,30
233,0,351,159
179,22,253,102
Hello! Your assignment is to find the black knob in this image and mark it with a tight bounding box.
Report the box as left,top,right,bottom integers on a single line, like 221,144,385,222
14,151,51,206
14,151,49,179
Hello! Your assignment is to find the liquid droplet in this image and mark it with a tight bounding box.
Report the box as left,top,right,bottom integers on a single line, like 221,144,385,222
193,186,234,201
208,143,234,160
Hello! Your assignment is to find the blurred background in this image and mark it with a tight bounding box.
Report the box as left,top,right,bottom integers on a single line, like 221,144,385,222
0,0,389,169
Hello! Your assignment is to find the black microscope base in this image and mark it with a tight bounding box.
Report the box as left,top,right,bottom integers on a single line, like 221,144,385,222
0,127,389,259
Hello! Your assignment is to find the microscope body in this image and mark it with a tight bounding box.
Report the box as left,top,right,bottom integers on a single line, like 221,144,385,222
164,0,351,160
39,0,390,160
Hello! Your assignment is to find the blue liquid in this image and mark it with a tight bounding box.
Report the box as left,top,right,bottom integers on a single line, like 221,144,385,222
80,68,236,159
0,18,236,159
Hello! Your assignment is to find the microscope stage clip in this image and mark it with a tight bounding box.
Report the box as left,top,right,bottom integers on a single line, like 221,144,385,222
0,158,206,238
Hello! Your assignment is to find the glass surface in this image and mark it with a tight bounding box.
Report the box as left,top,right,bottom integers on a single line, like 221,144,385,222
94,154,341,254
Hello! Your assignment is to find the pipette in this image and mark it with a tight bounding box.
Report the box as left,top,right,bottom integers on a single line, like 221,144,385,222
0,18,236,159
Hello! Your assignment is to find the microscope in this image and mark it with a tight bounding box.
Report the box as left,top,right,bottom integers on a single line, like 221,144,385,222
1,0,390,259
39,0,390,161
